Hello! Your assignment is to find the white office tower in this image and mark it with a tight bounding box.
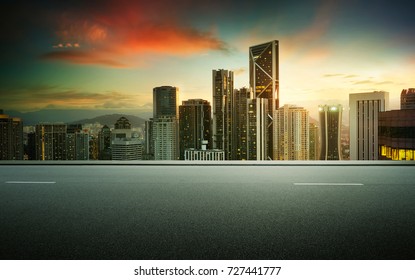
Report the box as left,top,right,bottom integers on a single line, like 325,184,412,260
274,105,309,160
153,116,179,160
349,91,389,160
111,117,143,160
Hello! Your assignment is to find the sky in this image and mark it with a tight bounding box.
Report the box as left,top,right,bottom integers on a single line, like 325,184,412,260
1,0,414,120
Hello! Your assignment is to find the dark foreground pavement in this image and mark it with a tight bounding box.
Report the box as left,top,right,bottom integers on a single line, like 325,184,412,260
1,162,414,259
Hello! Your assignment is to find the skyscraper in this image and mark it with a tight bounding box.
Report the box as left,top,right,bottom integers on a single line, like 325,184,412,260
212,69,233,159
233,87,251,160
274,105,309,160
35,123,67,160
0,111,23,160
401,88,415,109
179,99,212,160
66,124,89,160
153,116,178,160
349,91,389,160
152,86,179,160
319,105,342,160
249,40,279,160
247,98,268,160
153,86,179,118
98,125,112,160
309,123,319,160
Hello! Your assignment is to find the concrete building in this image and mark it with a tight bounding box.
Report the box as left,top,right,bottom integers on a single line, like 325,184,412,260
379,109,415,160
153,116,178,160
179,99,212,160
274,105,309,160
319,105,342,160
349,91,389,160
184,140,224,161
247,98,268,160
0,111,23,160
111,117,143,160
401,88,415,109
249,40,279,160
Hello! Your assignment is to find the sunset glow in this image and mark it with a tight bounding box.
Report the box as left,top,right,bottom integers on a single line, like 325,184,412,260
1,0,414,119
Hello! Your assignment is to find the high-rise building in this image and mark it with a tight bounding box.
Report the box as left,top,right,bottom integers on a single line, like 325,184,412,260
179,99,212,160
212,69,233,159
274,105,309,160
0,111,23,160
401,88,415,109
98,125,111,160
247,98,268,160
111,117,143,160
152,86,179,160
153,116,178,160
349,91,389,160
378,109,415,160
35,123,67,160
153,86,179,118
144,119,154,160
319,105,342,160
309,123,319,160
249,40,279,160
233,87,251,160
66,124,89,160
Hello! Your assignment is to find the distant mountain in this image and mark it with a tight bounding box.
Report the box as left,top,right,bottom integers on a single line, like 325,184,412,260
71,114,147,128
4,109,151,126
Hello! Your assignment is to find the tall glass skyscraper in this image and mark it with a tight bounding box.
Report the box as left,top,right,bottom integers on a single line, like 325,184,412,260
319,105,342,160
249,40,279,160
212,69,233,159
153,86,179,118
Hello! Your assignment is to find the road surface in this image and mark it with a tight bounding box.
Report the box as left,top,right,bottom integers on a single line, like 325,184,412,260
1,162,414,259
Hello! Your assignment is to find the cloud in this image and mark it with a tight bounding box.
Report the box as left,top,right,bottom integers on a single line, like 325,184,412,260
38,0,229,67
0,85,148,111
232,67,247,75
41,50,128,68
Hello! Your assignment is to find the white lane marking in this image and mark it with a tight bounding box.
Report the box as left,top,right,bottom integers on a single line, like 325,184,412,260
293,183,364,186
5,181,56,184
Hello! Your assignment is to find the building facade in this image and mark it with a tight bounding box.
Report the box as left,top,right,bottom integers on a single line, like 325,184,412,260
274,105,309,160
379,109,415,160
179,99,212,160
152,86,179,160
319,105,342,160
111,117,143,160
247,98,268,160
249,40,279,160
0,111,23,160
401,88,415,110
212,69,233,159
233,87,251,160
153,86,179,118
153,116,179,160
67,124,89,160
349,91,389,160
309,123,319,160
35,123,67,160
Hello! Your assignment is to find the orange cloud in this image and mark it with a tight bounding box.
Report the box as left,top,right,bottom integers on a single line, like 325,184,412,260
42,0,228,67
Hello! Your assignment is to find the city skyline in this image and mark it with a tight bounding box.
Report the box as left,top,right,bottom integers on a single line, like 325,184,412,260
1,0,414,119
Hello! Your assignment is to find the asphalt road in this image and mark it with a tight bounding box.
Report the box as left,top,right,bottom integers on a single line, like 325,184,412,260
1,163,414,259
